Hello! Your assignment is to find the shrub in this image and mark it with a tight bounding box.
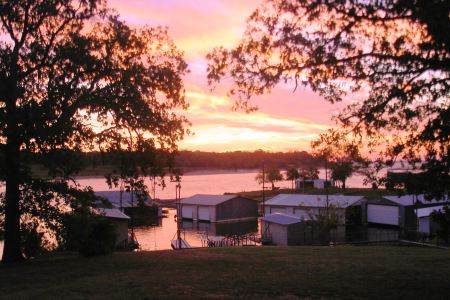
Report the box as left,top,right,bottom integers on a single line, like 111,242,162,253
431,205,450,245
21,222,45,259
62,214,117,256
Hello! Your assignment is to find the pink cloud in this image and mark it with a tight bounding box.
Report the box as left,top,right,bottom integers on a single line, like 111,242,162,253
107,0,340,152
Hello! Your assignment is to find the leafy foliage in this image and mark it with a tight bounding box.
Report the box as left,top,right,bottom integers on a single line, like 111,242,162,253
430,205,450,244
207,0,449,197
0,0,188,262
311,129,366,189
285,166,300,189
255,166,284,190
62,213,117,256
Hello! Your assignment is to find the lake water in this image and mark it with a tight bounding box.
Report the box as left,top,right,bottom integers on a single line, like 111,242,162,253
135,208,259,250
75,168,366,200
0,169,367,257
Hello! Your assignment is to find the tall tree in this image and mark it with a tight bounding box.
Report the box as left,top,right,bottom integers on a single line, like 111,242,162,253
255,166,283,190
311,129,365,189
285,166,299,189
0,1,188,263
207,0,450,198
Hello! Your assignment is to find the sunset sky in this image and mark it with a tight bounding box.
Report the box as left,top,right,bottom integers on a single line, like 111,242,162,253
108,0,350,152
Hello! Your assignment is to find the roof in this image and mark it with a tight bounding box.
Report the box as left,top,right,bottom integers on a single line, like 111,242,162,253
180,194,238,206
262,213,302,225
94,208,130,220
95,191,151,208
417,206,444,218
265,194,363,208
384,195,449,206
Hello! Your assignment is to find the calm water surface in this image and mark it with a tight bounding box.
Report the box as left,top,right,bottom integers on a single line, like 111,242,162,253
0,169,366,255
76,169,366,200
135,208,259,250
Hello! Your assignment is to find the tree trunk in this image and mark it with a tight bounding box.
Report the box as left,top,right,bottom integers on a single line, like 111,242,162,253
2,76,23,263
342,180,346,190
2,142,22,263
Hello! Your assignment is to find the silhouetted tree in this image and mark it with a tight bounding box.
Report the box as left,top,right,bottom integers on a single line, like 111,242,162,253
256,166,283,190
0,1,188,263
298,166,319,183
285,166,300,189
431,206,450,244
207,0,449,198
311,129,366,189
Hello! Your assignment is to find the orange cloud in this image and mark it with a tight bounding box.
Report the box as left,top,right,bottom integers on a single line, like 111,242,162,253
107,0,339,152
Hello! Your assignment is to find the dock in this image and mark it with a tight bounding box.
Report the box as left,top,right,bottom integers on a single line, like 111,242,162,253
171,239,191,249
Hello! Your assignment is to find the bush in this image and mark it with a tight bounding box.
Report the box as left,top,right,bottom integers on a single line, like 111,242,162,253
431,205,450,245
62,214,117,256
21,223,45,259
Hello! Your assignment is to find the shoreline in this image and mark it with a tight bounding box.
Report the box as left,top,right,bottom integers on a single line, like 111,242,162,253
72,168,260,179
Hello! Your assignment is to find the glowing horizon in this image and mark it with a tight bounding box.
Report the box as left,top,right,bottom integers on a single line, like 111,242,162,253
108,0,344,152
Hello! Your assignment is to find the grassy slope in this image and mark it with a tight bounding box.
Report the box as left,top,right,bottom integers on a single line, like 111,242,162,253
1,246,450,299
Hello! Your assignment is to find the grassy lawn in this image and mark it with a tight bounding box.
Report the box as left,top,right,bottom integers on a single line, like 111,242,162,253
1,246,449,299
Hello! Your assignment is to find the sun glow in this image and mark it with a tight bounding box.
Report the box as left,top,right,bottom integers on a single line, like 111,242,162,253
107,0,338,152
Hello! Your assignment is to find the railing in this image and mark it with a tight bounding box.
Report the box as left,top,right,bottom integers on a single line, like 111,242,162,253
201,233,260,248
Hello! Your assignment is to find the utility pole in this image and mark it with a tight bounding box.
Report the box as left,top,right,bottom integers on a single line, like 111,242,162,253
262,163,266,216
119,182,124,212
325,157,329,218
130,185,134,238
176,180,182,248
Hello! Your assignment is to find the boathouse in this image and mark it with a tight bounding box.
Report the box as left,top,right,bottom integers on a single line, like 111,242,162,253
354,195,449,229
295,178,334,189
264,194,363,223
95,190,153,209
261,213,303,246
94,208,130,246
417,206,443,234
180,194,258,222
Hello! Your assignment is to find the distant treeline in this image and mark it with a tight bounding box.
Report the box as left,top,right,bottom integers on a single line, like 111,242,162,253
77,150,317,171
174,150,315,170
7,150,317,177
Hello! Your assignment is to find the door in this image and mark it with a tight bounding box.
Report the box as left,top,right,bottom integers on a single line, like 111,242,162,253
367,204,399,225
198,206,210,221
182,205,194,219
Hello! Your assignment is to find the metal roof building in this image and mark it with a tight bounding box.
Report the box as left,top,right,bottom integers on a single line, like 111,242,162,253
94,208,130,220
95,191,152,209
353,194,449,229
264,194,364,222
180,194,258,223
261,213,303,246
93,207,130,246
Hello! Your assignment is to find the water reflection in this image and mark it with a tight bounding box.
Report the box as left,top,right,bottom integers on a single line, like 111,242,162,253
134,208,259,250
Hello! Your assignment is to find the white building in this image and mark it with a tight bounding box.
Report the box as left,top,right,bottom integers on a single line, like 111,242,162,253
261,213,303,246
295,178,334,189
180,194,258,223
95,190,153,209
417,206,443,234
264,194,364,223
360,195,448,228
